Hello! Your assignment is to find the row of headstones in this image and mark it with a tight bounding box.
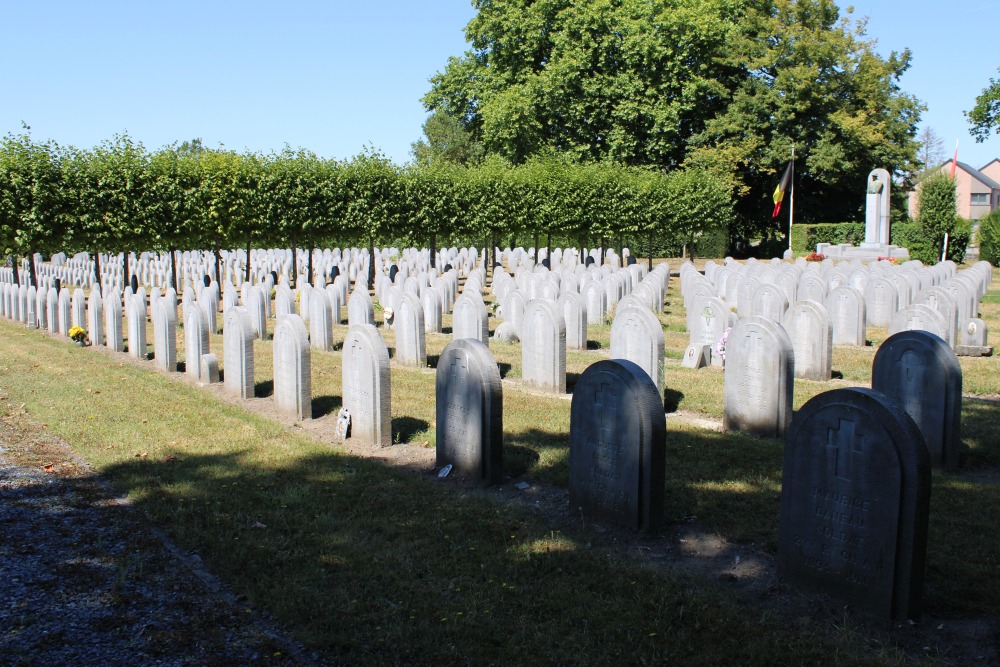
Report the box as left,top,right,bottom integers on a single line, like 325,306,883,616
681,258,992,359
2,276,939,621
722,312,962,471
3,244,487,295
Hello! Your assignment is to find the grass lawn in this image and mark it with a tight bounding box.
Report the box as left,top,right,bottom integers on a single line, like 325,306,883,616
0,258,997,665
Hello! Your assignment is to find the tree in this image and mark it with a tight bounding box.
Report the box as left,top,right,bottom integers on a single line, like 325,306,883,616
966,67,1000,142
410,111,483,167
424,0,924,240
912,171,956,263
916,126,945,172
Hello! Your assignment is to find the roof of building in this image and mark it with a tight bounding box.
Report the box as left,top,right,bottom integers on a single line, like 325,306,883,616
941,159,1000,191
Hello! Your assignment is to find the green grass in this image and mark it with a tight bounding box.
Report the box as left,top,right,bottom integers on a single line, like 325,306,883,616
0,260,998,664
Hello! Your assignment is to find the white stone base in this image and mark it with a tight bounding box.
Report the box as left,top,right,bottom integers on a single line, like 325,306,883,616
816,243,910,261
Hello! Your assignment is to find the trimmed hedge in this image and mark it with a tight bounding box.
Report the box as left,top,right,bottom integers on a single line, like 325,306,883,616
789,221,969,263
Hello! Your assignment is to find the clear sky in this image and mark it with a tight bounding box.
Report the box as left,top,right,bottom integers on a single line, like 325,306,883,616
2,0,998,170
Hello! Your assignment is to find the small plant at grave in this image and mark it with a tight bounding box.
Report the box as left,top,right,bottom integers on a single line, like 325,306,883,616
804,252,826,262
372,299,384,311
603,302,617,326
68,325,88,345
716,325,732,363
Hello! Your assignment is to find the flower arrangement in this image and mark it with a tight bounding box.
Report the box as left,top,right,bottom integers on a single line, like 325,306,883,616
716,326,732,363
876,256,900,264
804,252,826,262
68,325,89,345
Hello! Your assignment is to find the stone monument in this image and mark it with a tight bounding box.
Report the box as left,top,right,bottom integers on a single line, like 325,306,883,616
816,168,909,260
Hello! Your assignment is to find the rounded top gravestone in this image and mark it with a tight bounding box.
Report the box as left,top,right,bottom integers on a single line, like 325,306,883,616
778,387,930,620
568,359,666,531
872,330,962,470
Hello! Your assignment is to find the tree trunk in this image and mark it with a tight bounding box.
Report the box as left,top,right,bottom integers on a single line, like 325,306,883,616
291,244,298,288
168,248,176,291
546,232,551,267
368,237,376,291
124,252,131,291
245,239,252,283
647,231,653,270
308,247,314,286
600,237,605,265
430,233,437,269
579,232,585,264
491,233,497,272
11,256,19,287
533,232,539,261
214,245,222,286
94,252,103,291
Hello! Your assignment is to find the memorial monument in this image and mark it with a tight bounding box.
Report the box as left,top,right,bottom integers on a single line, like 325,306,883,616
816,168,909,261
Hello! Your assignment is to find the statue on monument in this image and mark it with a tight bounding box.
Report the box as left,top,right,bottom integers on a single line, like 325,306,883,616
864,168,891,247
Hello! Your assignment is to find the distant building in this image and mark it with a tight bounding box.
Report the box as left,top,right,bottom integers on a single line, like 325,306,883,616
908,159,1000,220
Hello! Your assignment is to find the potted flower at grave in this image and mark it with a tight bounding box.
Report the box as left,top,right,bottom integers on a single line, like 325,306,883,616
68,325,89,347
716,326,732,367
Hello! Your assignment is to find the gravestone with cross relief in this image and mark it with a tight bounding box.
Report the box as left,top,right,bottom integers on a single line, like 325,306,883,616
778,387,930,620
887,304,948,343
722,317,794,437
568,359,666,531
272,313,312,421
342,323,392,447
872,330,961,469
521,299,566,393
610,304,665,393
223,306,255,399
435,338,503,483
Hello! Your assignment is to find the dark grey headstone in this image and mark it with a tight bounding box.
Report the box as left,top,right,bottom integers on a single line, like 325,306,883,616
778,387,930,620
436,338,503,483
569,359,666,531
872,330,962,470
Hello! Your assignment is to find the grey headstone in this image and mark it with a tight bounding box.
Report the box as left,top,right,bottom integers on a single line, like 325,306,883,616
200,353,220,384
723,317,794,437
185,306,210,380
348,286,375,327
452,293,489,344
559,291,588,351
872,330,962,470
521,299,566,393
778,387,930,620
610,305,665,393
224,306,255,399
87,289,104,347
309,289,334,351
959,317,988,347
152,299,178,372
888,304,948,342
105,290,124,352
342,324,392,447
826,285,867,346
126,294,146,359
436,338,503,483
568,358,666,531
781,300,832,381
866,277,898,328
394,292,426,367
273,313,311,420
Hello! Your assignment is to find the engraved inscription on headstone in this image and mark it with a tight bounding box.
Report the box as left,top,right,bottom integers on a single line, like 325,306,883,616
569,359,666,531
778,388,930,619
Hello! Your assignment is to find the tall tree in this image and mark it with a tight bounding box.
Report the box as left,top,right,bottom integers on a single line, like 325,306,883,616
424,0,924,239
916,126,945,172
966,67,1000,142
410,111,484,167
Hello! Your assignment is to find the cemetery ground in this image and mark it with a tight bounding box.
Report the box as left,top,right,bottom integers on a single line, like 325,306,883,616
1,262,999,665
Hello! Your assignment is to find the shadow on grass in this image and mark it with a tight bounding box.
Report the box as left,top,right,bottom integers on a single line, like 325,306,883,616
392,416,430,444
960,397,1000,468
586,340,603,350
256,380,274,398
497,362,512,379
664,388,683,413
312,394,342,419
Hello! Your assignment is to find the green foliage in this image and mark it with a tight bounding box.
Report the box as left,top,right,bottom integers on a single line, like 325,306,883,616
410,111,484,167
946,217,971,264
978,208,1000,265
889,222,921,250
789,222,864,254
0,133,737,259
966,67,1000,142
912,172,957,263
426,0,924,242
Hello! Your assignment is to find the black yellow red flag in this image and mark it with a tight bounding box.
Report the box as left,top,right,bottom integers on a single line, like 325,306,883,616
772,161,793,218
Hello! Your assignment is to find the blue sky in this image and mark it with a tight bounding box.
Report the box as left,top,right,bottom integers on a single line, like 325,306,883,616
2,1,998,170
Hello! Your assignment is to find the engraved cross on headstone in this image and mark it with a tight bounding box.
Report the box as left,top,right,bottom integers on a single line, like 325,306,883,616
595,383,619,442
827,418,865,482
744,328,763,372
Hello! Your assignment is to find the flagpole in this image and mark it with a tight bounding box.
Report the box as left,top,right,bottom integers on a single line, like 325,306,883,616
787,145,795,253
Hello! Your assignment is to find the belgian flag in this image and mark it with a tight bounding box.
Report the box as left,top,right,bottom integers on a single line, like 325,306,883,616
772,161,793,218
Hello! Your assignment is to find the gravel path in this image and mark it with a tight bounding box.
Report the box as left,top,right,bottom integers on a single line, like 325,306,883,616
0,430,312,666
